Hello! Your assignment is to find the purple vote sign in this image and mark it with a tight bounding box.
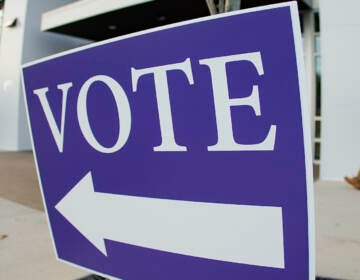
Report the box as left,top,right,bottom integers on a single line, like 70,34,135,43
22,2,314,280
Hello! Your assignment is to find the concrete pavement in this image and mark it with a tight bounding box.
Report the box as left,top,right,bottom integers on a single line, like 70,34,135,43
0,197,88,279
0,151,88,279
315,180,360,279
0,151,359,279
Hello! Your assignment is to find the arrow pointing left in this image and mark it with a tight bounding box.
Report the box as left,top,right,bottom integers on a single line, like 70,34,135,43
55,171,285,268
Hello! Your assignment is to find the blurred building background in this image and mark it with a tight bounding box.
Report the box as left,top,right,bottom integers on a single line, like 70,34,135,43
0,0,358,181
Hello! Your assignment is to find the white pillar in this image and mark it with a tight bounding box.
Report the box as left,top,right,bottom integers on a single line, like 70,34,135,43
301,10,316,160
0,0,28,150
0,0,91,150
319,0,360,180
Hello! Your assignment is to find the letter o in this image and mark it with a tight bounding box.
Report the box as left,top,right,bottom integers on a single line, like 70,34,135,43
77,75,131,153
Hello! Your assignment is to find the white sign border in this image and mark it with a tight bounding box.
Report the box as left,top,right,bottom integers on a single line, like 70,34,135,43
290,3,316,280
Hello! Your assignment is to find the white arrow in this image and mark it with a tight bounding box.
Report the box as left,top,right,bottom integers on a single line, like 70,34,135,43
55,172,285,268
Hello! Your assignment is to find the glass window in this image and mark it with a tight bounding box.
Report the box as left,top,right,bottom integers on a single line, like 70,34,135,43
314,12,320,32
0,9,3,38
315,56,321,116
315,120,321,138
312,11,321,166
315,35,320,53
314,142,321,160
315,56,321,75
299,12,304,33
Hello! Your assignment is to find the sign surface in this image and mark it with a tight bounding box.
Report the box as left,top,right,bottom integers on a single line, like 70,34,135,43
22,2,314,280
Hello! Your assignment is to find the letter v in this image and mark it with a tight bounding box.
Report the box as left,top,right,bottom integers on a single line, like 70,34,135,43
33,83,73,153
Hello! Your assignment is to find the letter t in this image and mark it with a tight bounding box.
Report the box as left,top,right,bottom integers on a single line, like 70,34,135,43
131,58,194,152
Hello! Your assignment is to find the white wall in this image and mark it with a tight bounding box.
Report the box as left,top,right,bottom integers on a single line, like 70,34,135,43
22,0,92,64
320,0,360,180
0,0,91,151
